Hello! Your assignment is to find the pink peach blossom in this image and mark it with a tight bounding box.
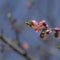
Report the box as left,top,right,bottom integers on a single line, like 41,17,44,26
31,20,44,32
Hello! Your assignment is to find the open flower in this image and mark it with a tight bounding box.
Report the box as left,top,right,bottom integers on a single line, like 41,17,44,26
26,20,47,32
31,20,44,32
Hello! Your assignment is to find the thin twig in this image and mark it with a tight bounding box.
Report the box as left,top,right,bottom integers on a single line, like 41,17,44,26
0,34,31,60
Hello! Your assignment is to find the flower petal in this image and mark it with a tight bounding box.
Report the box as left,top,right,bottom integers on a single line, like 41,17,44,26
32,20,38,26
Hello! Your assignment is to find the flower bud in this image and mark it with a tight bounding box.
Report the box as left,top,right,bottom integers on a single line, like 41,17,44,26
54,28,59,38
54,32,59,38
54,28,59,32
22,42,29,50
41,20,46,26
40,32,45,38
46,30,50,34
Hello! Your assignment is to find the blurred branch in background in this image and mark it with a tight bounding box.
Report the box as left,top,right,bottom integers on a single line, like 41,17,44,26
0,0,60,60
0,33,32,60
7,12,22,48
0,21,33,60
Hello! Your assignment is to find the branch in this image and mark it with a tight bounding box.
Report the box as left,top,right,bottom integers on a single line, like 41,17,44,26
7,12,21,47
0,34,31,60
15,30,21,47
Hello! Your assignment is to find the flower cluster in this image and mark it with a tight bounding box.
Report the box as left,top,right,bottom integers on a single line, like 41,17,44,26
26,20,47,32
26,20,60,39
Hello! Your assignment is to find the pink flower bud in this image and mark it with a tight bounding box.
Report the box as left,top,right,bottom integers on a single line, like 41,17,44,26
41,20,46,26
54,28,59,38
22,42,29,50
46,30,50,34
54,28,59,32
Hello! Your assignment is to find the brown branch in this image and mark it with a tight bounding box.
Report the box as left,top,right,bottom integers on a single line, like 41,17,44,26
0,34,31,60
15,30,21,47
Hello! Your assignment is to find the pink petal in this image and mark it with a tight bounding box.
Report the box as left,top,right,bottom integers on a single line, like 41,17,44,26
32,20,38,26
41,20,46,23
35,30,39,33
39,22,43,27
32,25,36,29
41,20,46,25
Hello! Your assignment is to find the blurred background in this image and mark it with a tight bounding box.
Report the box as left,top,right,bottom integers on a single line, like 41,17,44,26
0,0,60,60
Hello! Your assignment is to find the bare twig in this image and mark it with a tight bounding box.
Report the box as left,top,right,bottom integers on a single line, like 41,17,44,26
0,34,31,60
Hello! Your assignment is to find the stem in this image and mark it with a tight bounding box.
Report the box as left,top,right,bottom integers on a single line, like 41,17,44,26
15,30,21,47
0,34,31,60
